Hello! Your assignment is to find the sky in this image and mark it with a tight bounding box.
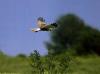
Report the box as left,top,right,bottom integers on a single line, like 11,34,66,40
0,0,100,56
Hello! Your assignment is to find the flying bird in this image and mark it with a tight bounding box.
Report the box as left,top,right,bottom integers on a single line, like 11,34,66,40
31,17,58,32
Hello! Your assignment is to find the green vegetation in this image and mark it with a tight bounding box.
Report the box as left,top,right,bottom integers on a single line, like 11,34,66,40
68,55,100,74
0,13,100,74
45,14,100,55
0,51,31,74
29,50,70,74
0,51,100,74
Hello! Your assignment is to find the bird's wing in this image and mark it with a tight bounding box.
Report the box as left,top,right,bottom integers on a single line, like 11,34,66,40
37,20,46,28
31,28,41,32
44,23,57,28
41,23,58,31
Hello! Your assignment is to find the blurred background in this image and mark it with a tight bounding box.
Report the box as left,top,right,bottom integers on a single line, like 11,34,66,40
0,0,100,56
0,0,100,74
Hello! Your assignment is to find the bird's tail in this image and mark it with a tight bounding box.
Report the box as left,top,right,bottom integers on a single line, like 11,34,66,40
51,23,58,27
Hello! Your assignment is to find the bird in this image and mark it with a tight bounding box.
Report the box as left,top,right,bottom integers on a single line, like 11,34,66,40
31,17,58,32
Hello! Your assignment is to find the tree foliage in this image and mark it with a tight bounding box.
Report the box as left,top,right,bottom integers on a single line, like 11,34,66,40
29,50,70,74
45,14,100,55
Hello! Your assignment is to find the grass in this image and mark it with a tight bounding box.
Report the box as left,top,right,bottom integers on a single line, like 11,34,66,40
68,55,100,74
0,54,31,74
0,53,100,74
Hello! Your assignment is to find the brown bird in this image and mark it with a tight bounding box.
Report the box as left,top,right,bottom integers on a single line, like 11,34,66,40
31,17,58,32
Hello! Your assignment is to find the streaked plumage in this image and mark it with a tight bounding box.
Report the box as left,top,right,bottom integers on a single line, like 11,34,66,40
31,17,58,32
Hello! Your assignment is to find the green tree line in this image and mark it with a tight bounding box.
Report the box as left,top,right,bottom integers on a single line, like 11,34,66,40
45,14,100,55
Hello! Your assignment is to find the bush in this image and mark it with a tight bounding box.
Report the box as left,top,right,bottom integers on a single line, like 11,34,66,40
29,50,71,74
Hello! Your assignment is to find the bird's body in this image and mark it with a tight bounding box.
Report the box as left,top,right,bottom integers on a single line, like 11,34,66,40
31,17,58,32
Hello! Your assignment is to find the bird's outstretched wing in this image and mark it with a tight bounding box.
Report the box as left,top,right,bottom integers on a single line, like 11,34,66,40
37,17,46,28
41,23,58,31
31,28,40,32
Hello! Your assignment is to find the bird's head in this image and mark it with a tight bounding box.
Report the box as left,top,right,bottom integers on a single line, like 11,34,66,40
37,17,45,22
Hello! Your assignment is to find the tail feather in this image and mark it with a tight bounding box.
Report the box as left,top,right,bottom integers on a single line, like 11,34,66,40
51,23,58,27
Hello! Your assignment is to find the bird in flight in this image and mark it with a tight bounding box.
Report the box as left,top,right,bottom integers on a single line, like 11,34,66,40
31,17,58,32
